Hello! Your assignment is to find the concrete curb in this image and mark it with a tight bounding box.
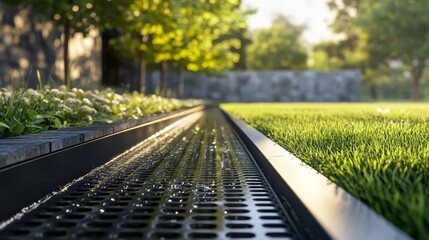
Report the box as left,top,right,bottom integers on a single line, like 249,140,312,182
0,106,204,169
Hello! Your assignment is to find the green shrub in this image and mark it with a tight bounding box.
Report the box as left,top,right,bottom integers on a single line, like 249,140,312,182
0,86,199,138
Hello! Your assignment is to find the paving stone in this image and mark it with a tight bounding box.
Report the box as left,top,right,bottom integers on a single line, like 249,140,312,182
62,125,115,142
0,107,193,169
0,142,50,168
10,132,83,152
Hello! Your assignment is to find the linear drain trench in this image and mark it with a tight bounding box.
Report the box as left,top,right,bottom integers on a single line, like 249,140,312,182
0,109,298,239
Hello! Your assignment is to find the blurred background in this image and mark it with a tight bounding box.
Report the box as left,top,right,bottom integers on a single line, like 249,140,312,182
0,0,428,101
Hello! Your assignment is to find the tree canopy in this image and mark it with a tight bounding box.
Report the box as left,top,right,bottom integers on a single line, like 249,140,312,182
358,0,429,101
246,15,308,70
2,0,249,92
318,0,429,101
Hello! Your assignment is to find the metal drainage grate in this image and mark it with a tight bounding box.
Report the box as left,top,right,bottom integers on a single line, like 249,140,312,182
0,109,298,239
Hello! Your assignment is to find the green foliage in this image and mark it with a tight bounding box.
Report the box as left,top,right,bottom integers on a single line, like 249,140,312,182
0,86,200,138
357,0,429,101
246,15,308,70
358,1,429,63
1,0,133,36
324,0,429,101
111,0,247,73
223,103,429,239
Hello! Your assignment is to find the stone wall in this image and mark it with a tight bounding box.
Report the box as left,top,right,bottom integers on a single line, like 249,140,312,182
0,5,101,88
185,70,361,102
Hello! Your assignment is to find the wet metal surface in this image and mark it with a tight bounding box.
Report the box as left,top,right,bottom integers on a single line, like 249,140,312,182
0,109,298,239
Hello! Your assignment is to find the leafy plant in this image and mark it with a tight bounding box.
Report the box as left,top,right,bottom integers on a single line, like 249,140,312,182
0,86,200,138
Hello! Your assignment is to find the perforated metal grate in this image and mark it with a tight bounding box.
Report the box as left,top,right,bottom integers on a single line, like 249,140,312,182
0,109,298,239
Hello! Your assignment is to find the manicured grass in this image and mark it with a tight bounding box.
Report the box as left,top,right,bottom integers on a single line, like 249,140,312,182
222,103,429,239
0,86,200,138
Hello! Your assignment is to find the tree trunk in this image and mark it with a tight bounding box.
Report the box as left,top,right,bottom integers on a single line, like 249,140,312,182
101,30,121,86
160,61,168,97
369,83,378,100
139,60,146,93
63,21,70,86
177,67,184,99
411,76,420,102
411,60,425,102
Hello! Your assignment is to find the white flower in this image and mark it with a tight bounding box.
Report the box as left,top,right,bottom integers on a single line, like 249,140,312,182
22,97,30,106
2,91,12,98
30,92,43,100
67,92,76,98
114,94,124,102
51,97,63,104
50,88,60,96
121,96,131,104
135,107,142,115
59,85,67,91
101,105,112,112
82,98,93,106
376,107,391,114
66,98,82,105
58,104,73,113
89,93,110,104
79,105,97,114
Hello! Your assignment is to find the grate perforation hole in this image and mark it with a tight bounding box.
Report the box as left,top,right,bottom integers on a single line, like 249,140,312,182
188,232,217,239
119,222,147,229
54,221,77,228
192,215,217,221
226,232,255,238
43,230,67,237
8,230,30,236
191,223,217,229
224,203,247,207
263,223,288,228
191,209,217,213
156,223,182,229
85,222,112,228
151,232,181,239
226,223,253,229
266,232,294,238
225,216,251,221
22,221,43,227
116,231,143,238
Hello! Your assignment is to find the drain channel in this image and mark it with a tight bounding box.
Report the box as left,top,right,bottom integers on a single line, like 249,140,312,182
0,109,298,239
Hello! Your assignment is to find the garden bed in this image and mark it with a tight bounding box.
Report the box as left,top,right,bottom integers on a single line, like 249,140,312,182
0,86,200,139
222,103,429,239
0,86,201,168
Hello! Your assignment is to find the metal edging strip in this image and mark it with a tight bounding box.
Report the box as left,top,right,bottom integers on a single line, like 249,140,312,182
0,106,206,222
222,110,411,240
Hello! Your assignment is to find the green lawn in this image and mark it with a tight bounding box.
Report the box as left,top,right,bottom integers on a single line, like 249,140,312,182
222,103,429,239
